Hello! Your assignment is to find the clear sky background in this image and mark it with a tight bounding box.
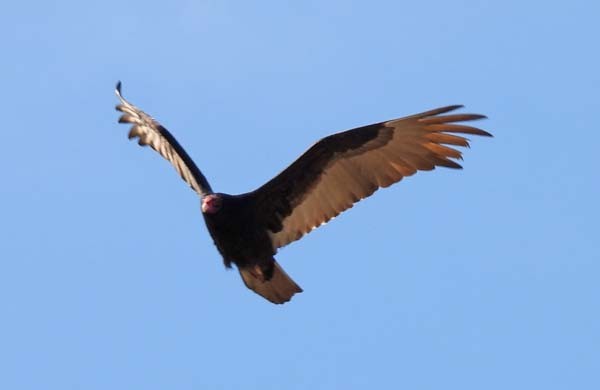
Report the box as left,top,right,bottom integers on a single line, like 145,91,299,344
2,1,599,389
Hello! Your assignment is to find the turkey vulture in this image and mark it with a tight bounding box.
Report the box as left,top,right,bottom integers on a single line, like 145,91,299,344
115,82,491,304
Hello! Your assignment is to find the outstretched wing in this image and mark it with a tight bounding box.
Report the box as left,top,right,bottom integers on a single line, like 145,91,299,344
115,82,213,196
249,105,491,249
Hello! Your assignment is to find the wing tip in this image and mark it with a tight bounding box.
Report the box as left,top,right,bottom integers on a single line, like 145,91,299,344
424,106,489,123
466,113,489,121
115,81,129,112
469,126,493,137
432,104,464,115
446,104,464,111
115,81,126,110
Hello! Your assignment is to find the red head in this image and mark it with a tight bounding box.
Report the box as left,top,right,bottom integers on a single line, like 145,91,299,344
201,194,222,214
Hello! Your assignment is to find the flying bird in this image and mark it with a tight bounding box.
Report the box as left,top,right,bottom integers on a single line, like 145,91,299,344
115,82,491,304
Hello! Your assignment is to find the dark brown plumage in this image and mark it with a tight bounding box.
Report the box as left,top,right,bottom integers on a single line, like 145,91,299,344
115,82,491,304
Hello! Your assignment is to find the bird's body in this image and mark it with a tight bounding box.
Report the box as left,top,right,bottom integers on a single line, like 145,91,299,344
115,82,491,304
202,193,272,269
200,193,303,303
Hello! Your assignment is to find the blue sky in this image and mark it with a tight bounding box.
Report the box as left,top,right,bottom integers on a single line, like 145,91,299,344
2,1,599,389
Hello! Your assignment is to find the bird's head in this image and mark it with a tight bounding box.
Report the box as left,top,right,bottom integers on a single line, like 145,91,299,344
201,194,223,214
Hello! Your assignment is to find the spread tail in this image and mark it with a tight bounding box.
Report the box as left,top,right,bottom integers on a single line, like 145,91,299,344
239,261,302,304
